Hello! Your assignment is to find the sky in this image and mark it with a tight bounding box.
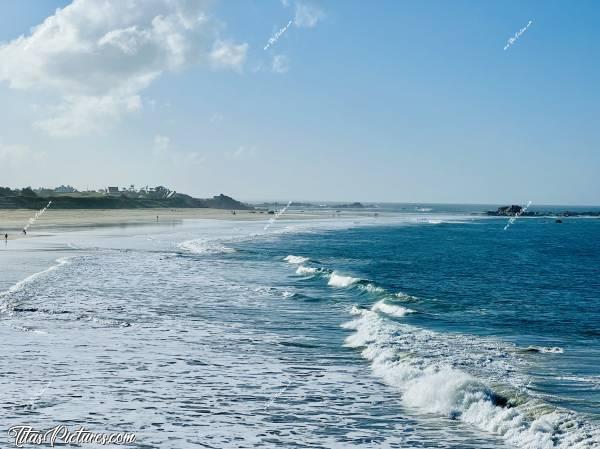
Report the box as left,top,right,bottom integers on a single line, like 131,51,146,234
0,0,598,205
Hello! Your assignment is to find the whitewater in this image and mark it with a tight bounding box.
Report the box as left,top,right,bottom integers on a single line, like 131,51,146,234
1,208,598,448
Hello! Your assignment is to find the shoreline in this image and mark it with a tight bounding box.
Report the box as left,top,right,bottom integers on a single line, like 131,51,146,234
0,208,328,241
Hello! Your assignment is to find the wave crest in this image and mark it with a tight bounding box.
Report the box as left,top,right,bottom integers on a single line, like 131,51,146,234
296,265,318,276
342,309,599,449
284,255,309,264
178,239,235,255
372,300,414,317
328,272,360,288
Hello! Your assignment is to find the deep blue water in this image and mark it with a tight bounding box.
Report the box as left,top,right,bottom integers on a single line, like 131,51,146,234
1,212,598,448
234,216,600,446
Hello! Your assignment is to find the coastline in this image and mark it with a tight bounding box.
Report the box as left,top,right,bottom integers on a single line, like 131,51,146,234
0,208,327,240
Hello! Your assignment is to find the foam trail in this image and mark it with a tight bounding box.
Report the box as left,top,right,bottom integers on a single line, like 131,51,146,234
296,265,317,276
328,272,360,288
284,255,309,264
372,300,414,317
358,283,386,294
178,239,235,255
23,201,52,232
0,257,71,312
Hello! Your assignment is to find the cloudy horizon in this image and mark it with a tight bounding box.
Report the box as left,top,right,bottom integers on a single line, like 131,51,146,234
1,0,599,205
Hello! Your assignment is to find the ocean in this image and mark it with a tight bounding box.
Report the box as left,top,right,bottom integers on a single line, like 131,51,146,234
1,205,599,448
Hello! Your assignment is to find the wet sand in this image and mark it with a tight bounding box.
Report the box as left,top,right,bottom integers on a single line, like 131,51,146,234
0,208,326,240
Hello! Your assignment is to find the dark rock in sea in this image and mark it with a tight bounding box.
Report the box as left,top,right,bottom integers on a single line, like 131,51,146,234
556,219,563,223
334,202,366,208
486,204,600,218
486,205,527,216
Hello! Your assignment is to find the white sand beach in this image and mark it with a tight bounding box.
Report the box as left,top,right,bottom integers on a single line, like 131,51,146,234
0,208,331,240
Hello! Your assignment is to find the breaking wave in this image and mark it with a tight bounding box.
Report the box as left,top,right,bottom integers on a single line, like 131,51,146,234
280,252,598,448
178,239,235,255
372,300,415,317
284,255,309,264
327,272,361,288
358,283,386,294
342,307,599,449
0,257,72,312
296,265,318,276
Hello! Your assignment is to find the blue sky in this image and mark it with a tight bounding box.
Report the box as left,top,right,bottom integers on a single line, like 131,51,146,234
0,0,598,205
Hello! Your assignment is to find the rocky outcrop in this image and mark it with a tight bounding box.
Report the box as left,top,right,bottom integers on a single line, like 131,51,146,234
486,205,600,217
486,205,530,216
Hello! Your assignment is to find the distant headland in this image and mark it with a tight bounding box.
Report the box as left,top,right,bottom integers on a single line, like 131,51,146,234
0,185,251,210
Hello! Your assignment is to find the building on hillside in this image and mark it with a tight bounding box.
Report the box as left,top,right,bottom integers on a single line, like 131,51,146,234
54,185,77,193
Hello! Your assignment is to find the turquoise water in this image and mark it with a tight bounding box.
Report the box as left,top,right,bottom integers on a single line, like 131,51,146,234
0,209,598,448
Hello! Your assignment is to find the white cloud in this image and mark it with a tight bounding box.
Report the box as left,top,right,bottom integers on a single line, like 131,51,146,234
0,139,46,167
209,40,248,72
186,151,204,162
151,134,204,164
153,134,171,153
294,2,324,28
0,0,248,137
272,55,290,73
36,93,143,137
225,145,255,160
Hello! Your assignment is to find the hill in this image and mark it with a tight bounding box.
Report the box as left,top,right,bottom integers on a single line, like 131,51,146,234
0,187,251,210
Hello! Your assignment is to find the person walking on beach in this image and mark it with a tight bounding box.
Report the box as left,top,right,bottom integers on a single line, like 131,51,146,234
22,228,27,236
4,233,7,242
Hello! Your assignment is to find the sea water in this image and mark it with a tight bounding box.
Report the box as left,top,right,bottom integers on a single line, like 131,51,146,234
0,207,598,448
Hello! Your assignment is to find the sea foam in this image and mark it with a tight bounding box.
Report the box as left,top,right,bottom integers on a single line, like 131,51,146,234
178,239,235,255
0,257,72,311
296,265,318,276
342,308,599,449
328,272,360,288
372,300,414,317
284,255,309,264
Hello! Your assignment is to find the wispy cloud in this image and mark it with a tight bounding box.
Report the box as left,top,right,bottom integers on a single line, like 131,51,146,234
0,139,46,167
294,2,324,28
225,145,255,160
209,40,249,72
152,134,204,164
272,55,290,73
153,134,171,153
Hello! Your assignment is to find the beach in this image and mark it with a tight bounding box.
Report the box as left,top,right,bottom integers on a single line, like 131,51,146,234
0,208,327,240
